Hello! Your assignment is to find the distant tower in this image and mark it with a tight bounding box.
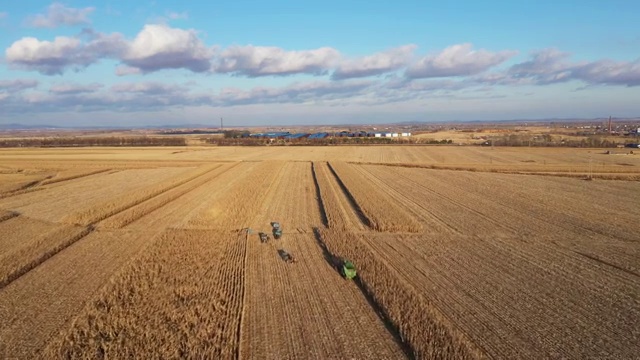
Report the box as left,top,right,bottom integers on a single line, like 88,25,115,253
608,116,612,134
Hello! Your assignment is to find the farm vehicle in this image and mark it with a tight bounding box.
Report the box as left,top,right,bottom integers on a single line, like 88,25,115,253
340,259,357,280
271,221,282,239
278,249,296,263
259,232,269,243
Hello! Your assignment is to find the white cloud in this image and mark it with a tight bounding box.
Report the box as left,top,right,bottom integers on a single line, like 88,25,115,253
27,3,94,28
6,36,84,75
574,59,640,86
5,33,126,75
5,25,207,75
0,79,39,91
406,43,517,78
115,65,142,76
332,45,417,80
121,24,213,73
504,48,640,87
110,82,186,95
508,48,574,84
215,45,340,77
215,80,373,105
50,83,102,94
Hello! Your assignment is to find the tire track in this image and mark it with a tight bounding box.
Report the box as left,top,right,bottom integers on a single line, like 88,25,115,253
312,162,366,231
325,162,374,229
0,210,19,223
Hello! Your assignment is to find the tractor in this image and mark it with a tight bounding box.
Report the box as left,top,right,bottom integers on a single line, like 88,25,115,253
259,232,269,243
271,221,282,239
278,249,296,263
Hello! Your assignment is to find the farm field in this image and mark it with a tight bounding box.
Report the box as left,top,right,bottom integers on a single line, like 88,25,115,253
0,146,639,359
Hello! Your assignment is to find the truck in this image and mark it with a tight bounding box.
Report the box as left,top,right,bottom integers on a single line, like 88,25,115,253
340,260,357,280
271,222,282,239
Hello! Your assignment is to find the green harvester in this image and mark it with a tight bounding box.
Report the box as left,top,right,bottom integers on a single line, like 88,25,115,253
341,260,357,280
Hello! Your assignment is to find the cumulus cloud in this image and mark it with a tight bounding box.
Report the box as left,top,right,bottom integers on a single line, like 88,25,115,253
2,81,210,114
0,79,39,92
49,83,102,94
5,25,208,75
388,78,469,92
110,82,186,95
5,32,126,75
573,59,640,86
508,48,574,84
215,80,373,106
0,79,377,115
505,48,640,87
215,46,340,77
28,3,94,28
406,43,517,78
120,24,213,73
332,45,416,80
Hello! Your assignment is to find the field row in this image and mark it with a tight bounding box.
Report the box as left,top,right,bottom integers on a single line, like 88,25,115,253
1,157,639,359
45,230,247,359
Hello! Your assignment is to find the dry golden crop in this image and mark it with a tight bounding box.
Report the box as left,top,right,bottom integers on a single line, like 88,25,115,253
189,161,286,229
44,229,247,359
0,146,638,359
312,162,366,230
98,163,238,229
328,161,422,232
63,164,221,226
40,168,111,185
0,224,90,289
317,228,483,359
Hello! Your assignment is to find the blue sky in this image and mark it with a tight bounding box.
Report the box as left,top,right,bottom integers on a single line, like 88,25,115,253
0,1,639,126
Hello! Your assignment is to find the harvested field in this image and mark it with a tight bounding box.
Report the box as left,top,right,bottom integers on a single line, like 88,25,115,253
0,167,192,222
312,162,367,230
317,229,482,359
329,162,421,232
98,163,239,229
0,146,638,359
63,165,219,226
0,230,162,359
0,218,89,289
188,161,286,229
45,230,246,359
240,233,406,359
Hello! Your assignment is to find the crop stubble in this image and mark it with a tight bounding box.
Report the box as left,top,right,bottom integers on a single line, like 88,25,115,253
328,162,421,232
44,229,247,359
1,147,638,359
0,167,191,222
240,233,406,359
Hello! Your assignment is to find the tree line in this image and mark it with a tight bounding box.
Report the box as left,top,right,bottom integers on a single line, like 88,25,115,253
0,136,186,148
